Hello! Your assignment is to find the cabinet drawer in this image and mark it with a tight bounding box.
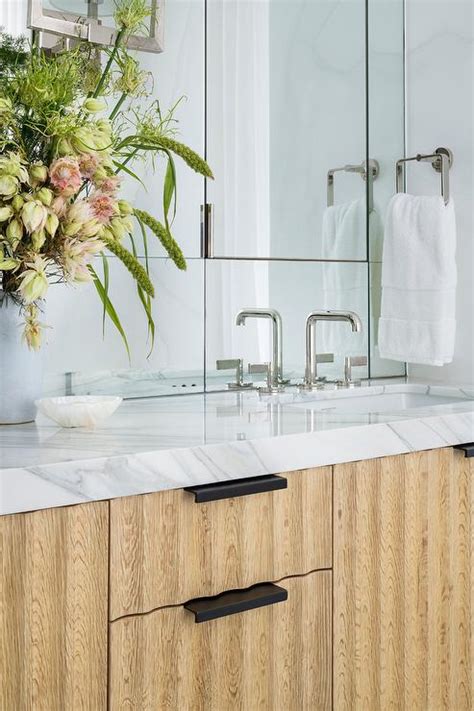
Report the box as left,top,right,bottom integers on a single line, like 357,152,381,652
109,570,332,710
109,467,332,618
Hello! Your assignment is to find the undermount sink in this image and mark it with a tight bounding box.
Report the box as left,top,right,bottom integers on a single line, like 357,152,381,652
289,385,473,415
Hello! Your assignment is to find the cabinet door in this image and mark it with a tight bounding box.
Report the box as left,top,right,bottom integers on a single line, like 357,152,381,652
109,467,332,618
206,0,367,260
0,502,108,711
110,570,332,710
334,448,474,711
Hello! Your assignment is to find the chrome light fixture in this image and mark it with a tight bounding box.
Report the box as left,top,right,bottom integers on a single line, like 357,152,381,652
27,0,165,53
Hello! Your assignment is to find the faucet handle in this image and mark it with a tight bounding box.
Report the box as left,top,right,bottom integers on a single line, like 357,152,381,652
316,353,334,364
216,358,242,371
248,363,284,394
248,362,271,382
338,355,368,388
216,358,253,390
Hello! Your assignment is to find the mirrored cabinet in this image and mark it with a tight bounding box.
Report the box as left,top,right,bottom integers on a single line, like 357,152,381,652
207,0,368,260
12,0,406,396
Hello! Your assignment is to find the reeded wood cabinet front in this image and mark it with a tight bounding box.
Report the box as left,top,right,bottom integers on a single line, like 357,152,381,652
2,447,473,710
109,467,332,618
334,448,474,711
0,501,108,711
109,570,332,710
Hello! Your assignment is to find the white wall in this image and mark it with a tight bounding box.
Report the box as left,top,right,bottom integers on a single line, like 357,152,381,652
0,0,27,36
406,0,474,384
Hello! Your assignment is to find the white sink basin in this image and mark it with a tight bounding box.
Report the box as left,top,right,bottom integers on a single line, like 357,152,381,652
289,385,473,415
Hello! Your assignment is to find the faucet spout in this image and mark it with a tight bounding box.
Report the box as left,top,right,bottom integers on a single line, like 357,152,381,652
304,310,363,387
235,308,284,387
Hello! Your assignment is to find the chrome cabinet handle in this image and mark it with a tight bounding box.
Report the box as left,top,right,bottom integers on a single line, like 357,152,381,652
184,474,287,503
184,582,288,623
200,203,214,257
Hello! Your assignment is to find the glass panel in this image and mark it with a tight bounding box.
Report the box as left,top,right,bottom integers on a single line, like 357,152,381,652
368,0,405,263
207,0,367,260
205,259,368,390
40,0,205,258
124,0,205,258
43,258,205,397
368,0,406,377
46,0,116,17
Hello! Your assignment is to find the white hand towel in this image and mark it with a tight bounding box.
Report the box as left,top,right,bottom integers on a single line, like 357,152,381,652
320,199,367,360
378,193,457,366
321,198,366,261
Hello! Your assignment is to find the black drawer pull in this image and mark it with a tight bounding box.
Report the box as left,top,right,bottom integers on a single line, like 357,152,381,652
184,474,287,502
454,443,474,458
184,583,288,623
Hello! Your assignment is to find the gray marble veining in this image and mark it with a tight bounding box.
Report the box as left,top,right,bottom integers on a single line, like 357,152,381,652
1,380,473,516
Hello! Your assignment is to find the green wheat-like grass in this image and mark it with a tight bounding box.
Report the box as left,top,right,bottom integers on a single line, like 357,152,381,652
103,236,155,297
134,208,187,271
155,136,214,179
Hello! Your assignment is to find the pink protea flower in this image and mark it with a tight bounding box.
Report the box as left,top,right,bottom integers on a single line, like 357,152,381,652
89,191,118,224
49,156,82,196
78,152,100,180
51,195,68,217
67,199,93,224
97,175,122,195
63,237,105,283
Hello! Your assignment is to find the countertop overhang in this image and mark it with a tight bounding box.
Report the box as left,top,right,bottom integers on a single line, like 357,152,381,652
1,379,473,516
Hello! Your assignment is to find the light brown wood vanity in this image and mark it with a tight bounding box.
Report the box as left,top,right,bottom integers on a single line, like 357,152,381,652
1,447,473,710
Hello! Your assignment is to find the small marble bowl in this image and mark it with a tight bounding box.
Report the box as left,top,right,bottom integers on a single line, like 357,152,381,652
35,396,122,428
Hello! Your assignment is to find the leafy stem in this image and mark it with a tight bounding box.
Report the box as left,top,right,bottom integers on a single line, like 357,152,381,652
92,27,126,98
109,92,127,121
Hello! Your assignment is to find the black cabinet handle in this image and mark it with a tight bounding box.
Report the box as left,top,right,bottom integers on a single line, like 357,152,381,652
454,443,474,458
184,582,288,623
184,474,287,503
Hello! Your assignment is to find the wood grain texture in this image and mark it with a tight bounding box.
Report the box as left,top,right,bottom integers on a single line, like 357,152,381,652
334,448,474,711
109,467,331,618
0,502,108,711
109,570,332,710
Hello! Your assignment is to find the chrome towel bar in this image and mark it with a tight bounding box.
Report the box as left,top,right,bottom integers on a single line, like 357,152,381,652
327,159,379,210
395,146,453,205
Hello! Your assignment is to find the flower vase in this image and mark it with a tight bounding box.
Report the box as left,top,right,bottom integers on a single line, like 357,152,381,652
0,292,42,424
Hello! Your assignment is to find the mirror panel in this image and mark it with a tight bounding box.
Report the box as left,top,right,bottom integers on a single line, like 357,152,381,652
39,0,164,52
207,0,367,260
368,0,406,377
206,259,368,390
43,258,205,397
2,0,407,396
122,0,205,259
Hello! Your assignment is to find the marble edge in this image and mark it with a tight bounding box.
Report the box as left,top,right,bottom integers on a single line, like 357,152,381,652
1,408,473,516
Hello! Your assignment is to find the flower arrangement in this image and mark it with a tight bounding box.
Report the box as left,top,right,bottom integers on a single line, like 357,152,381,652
0,2,212,354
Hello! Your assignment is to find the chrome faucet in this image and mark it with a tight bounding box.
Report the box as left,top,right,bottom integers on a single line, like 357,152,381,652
303,310,362,389
235,308,286,389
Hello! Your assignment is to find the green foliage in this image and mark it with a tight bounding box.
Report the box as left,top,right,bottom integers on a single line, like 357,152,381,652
134,209,186,271
90,263,130,360
12,46,96,116
103,235,155,297
152,136,214,179
114,0,152,33
0,12,212,356
0,32,29,86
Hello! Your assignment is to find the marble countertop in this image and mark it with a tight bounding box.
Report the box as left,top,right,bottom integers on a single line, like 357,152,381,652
1,379,473,516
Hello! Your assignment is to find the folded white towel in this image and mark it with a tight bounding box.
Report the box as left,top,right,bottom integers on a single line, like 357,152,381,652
378,193,457,366
320,199,367,360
